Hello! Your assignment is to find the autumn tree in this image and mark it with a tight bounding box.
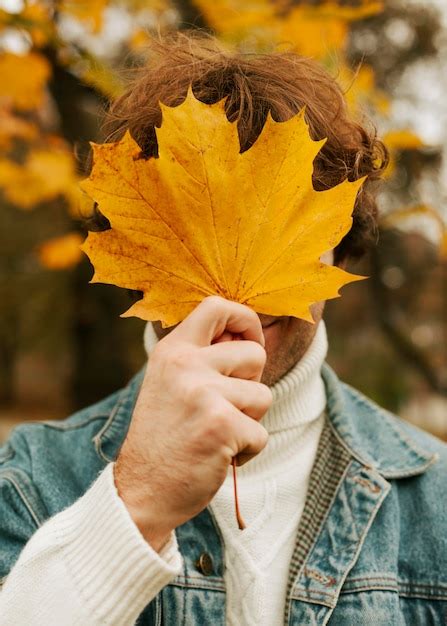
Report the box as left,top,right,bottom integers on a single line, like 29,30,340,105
0,0,445,430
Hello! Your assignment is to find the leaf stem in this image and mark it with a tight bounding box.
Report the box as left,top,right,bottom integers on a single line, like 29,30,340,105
231,457,246,530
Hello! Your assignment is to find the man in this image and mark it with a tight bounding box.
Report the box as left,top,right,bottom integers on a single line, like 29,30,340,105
1,35,446,625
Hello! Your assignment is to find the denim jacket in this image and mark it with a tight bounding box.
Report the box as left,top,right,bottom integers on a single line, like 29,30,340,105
1,363,446,625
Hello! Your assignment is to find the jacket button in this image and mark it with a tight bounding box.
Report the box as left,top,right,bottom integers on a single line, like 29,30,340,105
195,552,214,576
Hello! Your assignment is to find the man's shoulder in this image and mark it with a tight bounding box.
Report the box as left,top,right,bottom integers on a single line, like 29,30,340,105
323,364,447,485
0,387,120,473
343,378,447,453
0,367,145,515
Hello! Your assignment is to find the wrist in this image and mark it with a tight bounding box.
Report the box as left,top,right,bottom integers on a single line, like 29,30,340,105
125,500,173,551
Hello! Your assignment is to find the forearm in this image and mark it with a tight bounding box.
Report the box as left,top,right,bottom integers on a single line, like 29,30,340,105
0,463,183,626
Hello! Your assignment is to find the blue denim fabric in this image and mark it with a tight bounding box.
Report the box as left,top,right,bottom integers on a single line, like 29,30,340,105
1,363,446,625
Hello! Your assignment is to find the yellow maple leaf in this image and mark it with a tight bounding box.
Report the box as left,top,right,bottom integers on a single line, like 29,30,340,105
81,89,365,327
38,232,84,270
0,52,50,111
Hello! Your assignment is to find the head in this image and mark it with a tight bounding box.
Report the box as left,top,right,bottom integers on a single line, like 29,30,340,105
85,32,388,386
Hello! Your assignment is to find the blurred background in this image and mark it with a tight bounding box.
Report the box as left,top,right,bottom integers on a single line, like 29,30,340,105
0,0,445,443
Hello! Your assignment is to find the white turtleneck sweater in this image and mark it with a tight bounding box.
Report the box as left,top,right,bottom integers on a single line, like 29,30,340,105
144,320,327,625
0,321,327,626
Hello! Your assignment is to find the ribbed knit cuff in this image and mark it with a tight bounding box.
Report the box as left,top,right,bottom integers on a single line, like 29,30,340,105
53,462,183,626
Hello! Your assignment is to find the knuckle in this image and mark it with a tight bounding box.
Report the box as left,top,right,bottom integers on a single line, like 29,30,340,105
157,344,199,377
202,406,232,440
169,348,193,371
182,378,208,409
256,382,273,410
254,424,269,450
201,295,225,312
248,341,267,366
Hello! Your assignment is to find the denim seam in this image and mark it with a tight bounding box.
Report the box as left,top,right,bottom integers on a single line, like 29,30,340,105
346,576,447,589
327,418,372,473
31,414,109,432
175,574,226,584
381,454,439,479
169,579,226,592
0,444,14,464
339,582,447,600
317,472,392,624
289,592,334,609
154,595,162,626
398,591,447,601
0,472,42,528
93,388,128,463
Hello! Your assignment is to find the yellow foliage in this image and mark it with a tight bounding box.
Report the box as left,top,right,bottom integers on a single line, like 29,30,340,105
384,130,424,150
381,205,442,229
0,52,51,111
20,3,52,47
130,29,152,51
0,148,78,209
193,0,276,38
381,204,447,258
339,64,389,116
0,3,53,46
440,231,447,260
305,1,384,22
38,232,84,270
81,89,364,327
0,107,38,149
82,61,125,99
124,0,172,10
383,130,425,178
279,5,347,58
61,0,109,33
193,0,383,57
280,2,384,58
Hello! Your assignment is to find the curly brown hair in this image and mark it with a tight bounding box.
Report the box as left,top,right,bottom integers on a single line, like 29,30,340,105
85,32,388,265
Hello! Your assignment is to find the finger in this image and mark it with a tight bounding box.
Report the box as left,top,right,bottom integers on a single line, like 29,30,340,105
211,331,242,344
202,340,267,381
216,376,272,421
169,296,264,348
228,407,269,464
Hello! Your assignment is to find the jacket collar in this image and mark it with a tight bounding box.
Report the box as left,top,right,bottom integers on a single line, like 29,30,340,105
321,363,438,479
94,361,437,478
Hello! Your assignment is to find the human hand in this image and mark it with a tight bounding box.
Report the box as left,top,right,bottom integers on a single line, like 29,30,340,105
114,296,272,549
